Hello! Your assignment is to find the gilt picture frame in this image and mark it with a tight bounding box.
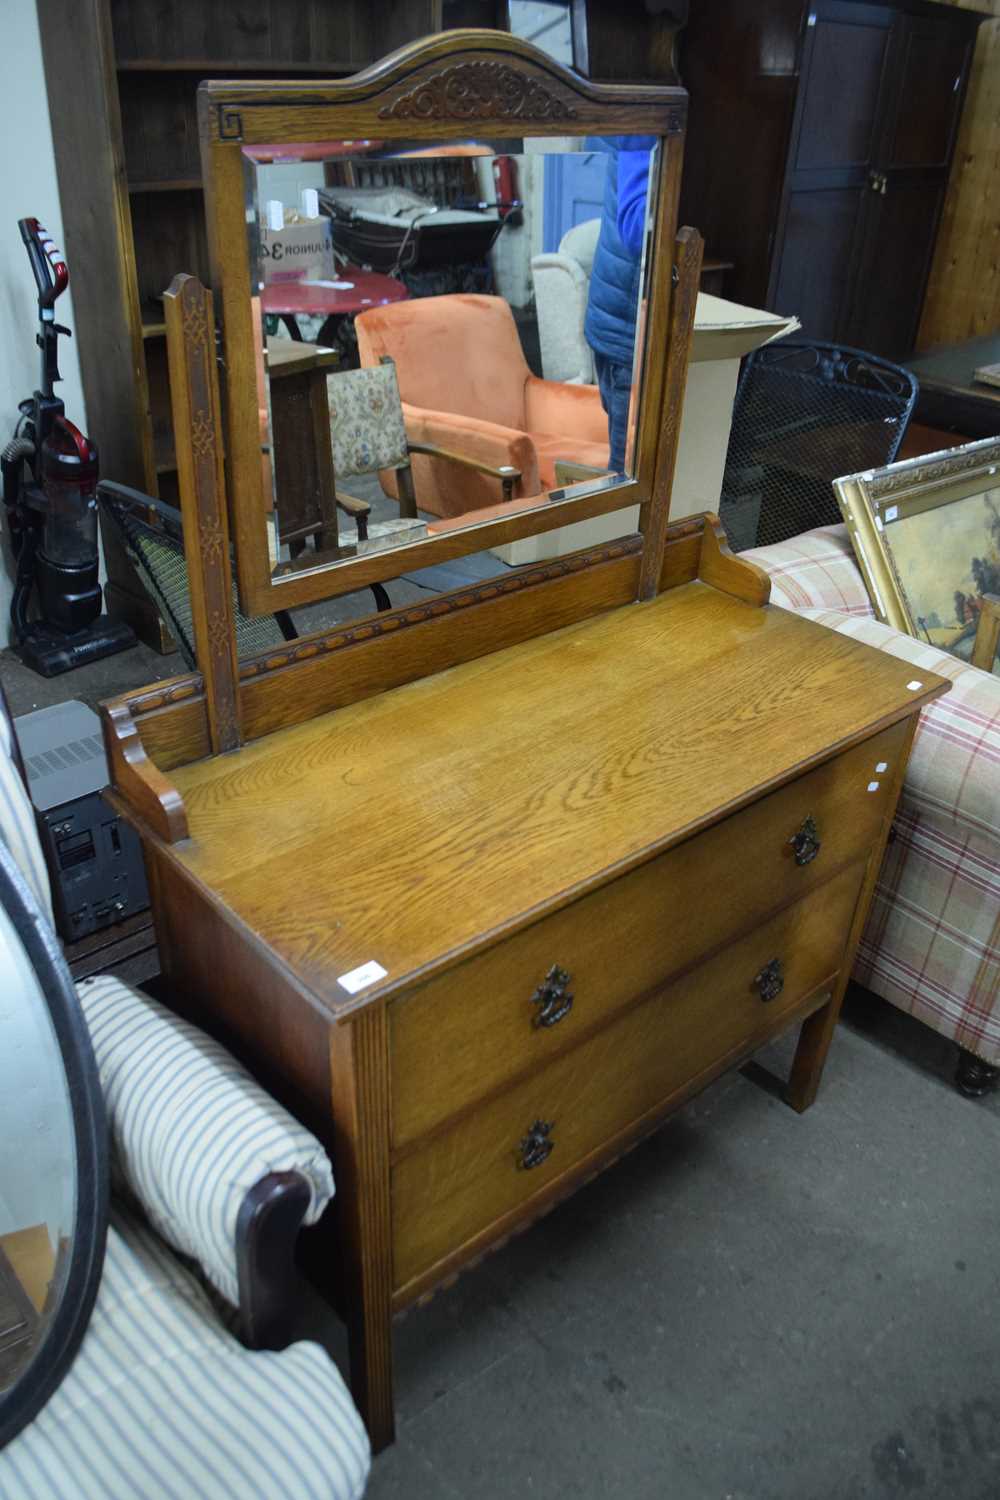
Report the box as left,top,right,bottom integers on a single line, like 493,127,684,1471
834,436,1000,674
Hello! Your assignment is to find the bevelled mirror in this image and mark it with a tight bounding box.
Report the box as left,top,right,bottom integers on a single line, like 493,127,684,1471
0,837,107,1448
198,30,687,616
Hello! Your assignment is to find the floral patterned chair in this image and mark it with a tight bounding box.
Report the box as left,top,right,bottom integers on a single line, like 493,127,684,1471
745,523,1000,1097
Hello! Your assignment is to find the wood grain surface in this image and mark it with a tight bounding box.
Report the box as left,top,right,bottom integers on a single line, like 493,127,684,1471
918,6,1000,349
167,584,946,1011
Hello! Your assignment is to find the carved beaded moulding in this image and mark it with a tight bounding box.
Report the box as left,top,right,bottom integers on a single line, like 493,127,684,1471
379,61,577,121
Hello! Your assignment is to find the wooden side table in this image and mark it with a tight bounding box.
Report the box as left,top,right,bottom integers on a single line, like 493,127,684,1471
267,338,340,555
906,336,1000,440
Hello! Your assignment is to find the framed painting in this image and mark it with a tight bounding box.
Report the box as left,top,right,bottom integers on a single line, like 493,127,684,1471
834,436,1000,675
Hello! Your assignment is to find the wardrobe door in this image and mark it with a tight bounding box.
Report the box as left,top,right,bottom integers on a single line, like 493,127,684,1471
768,0,893,338
843,11,976,358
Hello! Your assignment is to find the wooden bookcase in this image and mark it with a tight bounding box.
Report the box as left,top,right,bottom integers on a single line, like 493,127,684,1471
39,0,443,509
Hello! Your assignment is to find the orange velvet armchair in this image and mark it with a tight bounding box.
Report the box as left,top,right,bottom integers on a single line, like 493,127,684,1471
354,293,611,519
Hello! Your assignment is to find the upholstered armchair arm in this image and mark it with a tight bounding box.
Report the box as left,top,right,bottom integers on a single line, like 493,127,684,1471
743,525,875,618
402,401,541,498
530,252,592,383
524,374,609,446
76,976,335,1330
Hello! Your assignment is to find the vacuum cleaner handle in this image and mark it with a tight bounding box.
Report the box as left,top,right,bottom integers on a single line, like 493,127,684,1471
18,218,69,310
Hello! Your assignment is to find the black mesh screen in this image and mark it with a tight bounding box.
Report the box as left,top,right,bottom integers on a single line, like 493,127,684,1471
719,342,917,553
115,512,288,669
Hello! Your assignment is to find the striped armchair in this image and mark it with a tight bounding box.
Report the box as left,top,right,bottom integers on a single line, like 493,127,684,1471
743,525,1000,1096
0,702,369,1499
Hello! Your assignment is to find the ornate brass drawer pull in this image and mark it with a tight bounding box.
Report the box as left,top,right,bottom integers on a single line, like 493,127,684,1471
530,965,573,1029
753,958,784,1002
518,1119,554,1170
789,814,821,866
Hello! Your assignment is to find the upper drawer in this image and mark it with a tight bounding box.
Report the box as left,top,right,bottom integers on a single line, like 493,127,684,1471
390,719,906,1149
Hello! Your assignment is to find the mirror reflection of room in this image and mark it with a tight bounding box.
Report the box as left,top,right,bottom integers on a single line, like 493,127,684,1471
245,140,656,579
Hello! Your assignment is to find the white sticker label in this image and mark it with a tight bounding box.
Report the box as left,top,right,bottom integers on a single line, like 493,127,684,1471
867,781,880,793
907,680,923,691
876,761,888,773
885,505,898,522
337,960,388,995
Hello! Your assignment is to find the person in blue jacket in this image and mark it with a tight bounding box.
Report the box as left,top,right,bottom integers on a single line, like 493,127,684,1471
583,137,654,472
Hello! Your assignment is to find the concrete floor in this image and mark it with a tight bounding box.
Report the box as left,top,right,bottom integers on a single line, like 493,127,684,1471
355,996,999,1500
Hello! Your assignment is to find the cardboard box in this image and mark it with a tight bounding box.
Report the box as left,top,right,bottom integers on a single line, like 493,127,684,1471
260,218,335,285
492,293,799,565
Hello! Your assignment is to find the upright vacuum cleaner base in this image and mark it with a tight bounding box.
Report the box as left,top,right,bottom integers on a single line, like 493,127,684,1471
16,619,137,678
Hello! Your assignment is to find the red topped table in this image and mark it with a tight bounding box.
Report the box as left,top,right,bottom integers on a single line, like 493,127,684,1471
262,268,409,348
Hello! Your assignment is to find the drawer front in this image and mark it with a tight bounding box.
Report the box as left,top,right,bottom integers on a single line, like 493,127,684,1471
391,721,906,1148
392,863,865,1293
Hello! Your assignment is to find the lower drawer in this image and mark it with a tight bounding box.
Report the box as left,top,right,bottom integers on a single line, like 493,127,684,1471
392,862,865,1295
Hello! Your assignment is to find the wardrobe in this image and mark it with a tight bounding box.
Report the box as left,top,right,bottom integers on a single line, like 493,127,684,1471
679,0,986,358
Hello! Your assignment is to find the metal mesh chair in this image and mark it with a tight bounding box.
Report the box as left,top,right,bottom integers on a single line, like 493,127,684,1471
97,483,296,669
719,340,918,552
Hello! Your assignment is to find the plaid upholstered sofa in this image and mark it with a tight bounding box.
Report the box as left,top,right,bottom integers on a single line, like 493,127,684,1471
0,706,370,1499
744,524,1000,1096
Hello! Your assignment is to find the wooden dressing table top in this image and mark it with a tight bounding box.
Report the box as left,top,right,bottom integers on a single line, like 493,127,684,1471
169,583,942,1014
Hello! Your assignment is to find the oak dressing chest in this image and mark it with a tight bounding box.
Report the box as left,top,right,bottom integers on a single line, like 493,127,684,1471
99,31,948,1450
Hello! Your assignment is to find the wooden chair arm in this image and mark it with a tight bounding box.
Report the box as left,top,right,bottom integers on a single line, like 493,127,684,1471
236,1169,313,1350
334,490,371,520
407,441,521,486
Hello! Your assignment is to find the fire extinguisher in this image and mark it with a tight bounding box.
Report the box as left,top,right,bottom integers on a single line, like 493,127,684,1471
491,156,523,226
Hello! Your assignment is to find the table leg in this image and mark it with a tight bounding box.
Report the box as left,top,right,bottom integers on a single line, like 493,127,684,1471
308,368,339,553
280,314,303,341
328,1008,396,1452
785,988,845,1113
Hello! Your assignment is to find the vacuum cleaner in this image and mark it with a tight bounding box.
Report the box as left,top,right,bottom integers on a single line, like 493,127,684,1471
1,217,135,675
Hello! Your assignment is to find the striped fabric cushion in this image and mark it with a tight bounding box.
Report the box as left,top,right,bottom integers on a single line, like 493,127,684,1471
76,976,335,1307
0,713,53,924
743,524,875,618
0,1204,370,1500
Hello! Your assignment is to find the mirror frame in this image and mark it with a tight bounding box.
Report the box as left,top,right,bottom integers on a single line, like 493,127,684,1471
0,838,108,1449
198,28,688,617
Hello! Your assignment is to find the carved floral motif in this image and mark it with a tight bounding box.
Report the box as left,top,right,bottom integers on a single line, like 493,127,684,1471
379,61,577,122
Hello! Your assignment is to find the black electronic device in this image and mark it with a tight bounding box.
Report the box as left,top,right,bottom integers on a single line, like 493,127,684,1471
1,218,135,676
13,701,149,942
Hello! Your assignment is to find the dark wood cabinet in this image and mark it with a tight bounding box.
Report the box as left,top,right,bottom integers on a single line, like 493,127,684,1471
680,0,985,359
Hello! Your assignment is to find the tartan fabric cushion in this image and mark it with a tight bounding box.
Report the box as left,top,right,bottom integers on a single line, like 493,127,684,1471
742,525,874,618
76,976,335,1307
749,527,1000,1066
0,1204,370,1500
766,598,1000,1067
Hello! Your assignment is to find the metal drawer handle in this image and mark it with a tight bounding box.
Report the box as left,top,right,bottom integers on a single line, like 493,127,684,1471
789,814,821,866
530,965,573,1029
518,1119,554,1170
753,958,784,1002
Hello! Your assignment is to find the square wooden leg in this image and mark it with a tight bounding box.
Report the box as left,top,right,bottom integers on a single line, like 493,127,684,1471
785,988,845,1114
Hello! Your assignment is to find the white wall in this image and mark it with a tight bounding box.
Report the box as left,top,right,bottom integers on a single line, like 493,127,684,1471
0,1,87,650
